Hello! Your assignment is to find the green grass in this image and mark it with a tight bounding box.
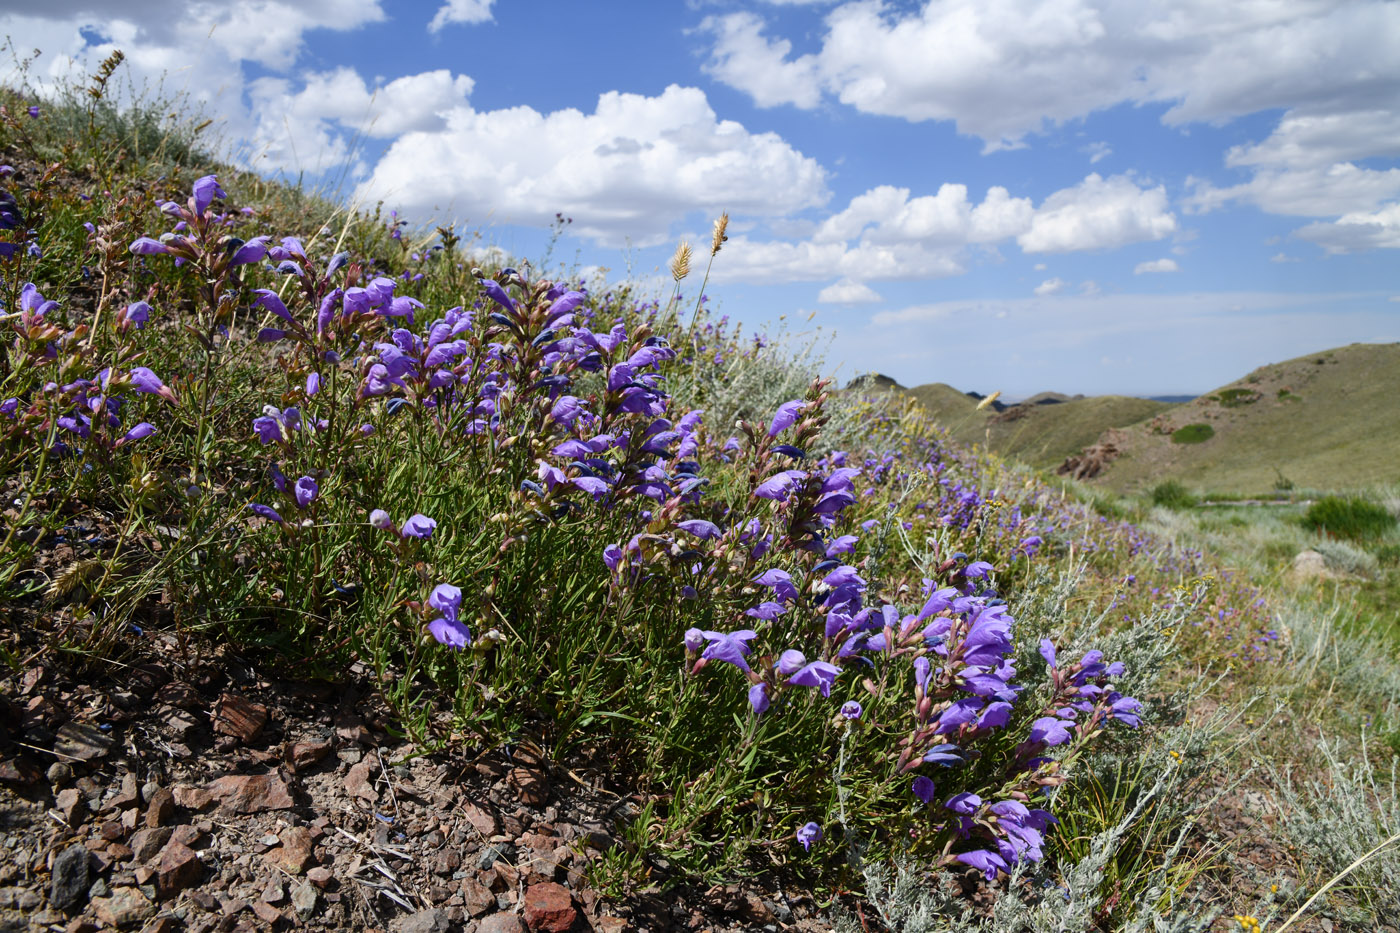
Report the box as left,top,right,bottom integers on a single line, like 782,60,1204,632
1304,495,1398,541
1171,423,1214,444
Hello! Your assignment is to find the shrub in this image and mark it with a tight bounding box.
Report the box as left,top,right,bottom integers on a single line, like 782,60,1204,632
1151,480,1196,510
1304,496,1397,541
1171,423,1214,444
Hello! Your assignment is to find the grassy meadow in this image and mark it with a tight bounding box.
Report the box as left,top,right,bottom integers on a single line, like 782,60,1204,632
1,59,1397,933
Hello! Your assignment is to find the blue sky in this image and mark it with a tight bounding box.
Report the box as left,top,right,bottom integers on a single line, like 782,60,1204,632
7,0,1399,397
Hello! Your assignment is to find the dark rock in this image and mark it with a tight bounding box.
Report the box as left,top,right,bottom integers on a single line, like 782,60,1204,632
129,828,173,864
478,843,515,871
50,844,91,912
478,915,525,933
290,881,318,921
54,722,115,761
395,907,453,933
0,757,43,785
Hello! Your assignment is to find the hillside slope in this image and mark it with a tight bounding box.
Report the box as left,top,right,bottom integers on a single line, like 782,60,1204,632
887,382,1174,470
1084,342,1400,495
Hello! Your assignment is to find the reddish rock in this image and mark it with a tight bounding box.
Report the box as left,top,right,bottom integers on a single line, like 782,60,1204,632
170,824,204,848
212,694,268,743
155,842,202,898
170,785,212,810
139,918,178,933
205,773,295,813
144,787,175,828
128,828,172,864
462,878,495,917
344,756,377,803
522,882,576,933
285,739,332,772
507,766,548,806
0,757,43,786
593,917,628,933
265,826,314,874
462,801,499,838
251,901,284,925
106,774,140,811
92,887,155,928
56,788,84,825
306,867,333,889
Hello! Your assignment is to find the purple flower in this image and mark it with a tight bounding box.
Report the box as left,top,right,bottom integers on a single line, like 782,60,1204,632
1028,716,1073,746
841,700,863,720
748,683,770,715
944,792,982,816
699,629,758,673
788,660,840,697
911,776,936,804
1039,638,1057,669
964,560,994,579
369,509,393,530
192,175,226,215
826,535,858,556
603,544,623,573
676,519,721,540
776,650,806,676
768,400,806,437
955,849,1008,881
745,601,787,620
753,470,806,500
684,628,705,653
254,289,295,325
935,698,984,735
795,822,822,852
1108,693,1143,728
401,514,437,539
128,367,176,404
293,476,319,509
129,237,171,256
428,583,471,649
249,503,283,523
118,422,155,446
977,701,1013,729
923,743,963,767
230,235,270,266
119,301,151,329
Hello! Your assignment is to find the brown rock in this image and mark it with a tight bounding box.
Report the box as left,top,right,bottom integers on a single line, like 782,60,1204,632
144,787,175,828
0,757,43,786
478,915,526,933
106,843,133,861
155,842,201,898
522,882,575,933
93,888,156,928
106,774,140,811
285,739,332,772
170,785,212,810
251,901,284,925
205,773,296,813
593,917,628,933
462,801,498,838
306,867,333,889
344,756,378,803
138,919,178,933
265,826,314,874
170,824,204,848
56,787,85,825
462,878,495,917
156,681,201,710
129,828,172,864
507,766,548,806
54,722,115,761
212,694,269,743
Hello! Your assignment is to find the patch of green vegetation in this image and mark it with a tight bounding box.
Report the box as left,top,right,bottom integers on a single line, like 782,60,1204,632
1305,495,1398,541
1171,423,1215,444
1150,480,1196,510
1216,387,1261,408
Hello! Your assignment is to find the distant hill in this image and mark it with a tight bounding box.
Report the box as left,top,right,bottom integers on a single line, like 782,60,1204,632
848,376,1175,470
1076,343,1400,495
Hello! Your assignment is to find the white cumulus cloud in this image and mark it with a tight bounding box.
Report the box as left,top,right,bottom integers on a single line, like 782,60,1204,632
1034,277,1068,296
355,84,830,245
1018,174,1176,253
1134,258,1178,274
817,279,882,304
429,0,496,32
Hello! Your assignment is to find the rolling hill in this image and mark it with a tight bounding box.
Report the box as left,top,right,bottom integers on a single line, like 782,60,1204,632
857,341,1400,495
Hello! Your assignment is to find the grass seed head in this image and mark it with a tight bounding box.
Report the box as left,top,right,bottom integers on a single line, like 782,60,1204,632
669,239,692,281
711,212,728,255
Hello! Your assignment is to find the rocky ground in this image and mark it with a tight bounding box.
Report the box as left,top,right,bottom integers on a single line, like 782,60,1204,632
0,633,835,933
